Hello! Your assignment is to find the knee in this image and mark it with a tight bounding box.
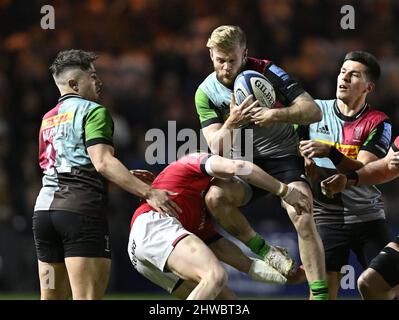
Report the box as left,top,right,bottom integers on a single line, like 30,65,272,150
357,272,372,296
205,186,231,211
293,214,316,240
206,264,228,290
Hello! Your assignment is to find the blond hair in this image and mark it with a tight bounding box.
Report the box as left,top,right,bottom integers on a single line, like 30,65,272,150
206,25,246,51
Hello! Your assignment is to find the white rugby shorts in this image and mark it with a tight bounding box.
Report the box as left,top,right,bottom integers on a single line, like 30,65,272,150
127,210,192,293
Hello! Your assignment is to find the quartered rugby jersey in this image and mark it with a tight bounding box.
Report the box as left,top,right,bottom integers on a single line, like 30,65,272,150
131,153,219,242
195,57,305,159
308,99,392,224
34,93,114,217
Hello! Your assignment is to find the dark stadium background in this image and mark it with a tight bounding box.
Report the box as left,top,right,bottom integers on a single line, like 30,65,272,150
0,0,398,299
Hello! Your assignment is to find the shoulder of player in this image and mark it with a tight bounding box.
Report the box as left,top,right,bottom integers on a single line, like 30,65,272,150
246,57,272,73
314,99,336,113
198,72,217,91
362,105,390,123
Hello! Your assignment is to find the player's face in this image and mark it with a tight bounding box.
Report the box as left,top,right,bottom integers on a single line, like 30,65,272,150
76,64,103,102
210,44,247,87
336,60,373,105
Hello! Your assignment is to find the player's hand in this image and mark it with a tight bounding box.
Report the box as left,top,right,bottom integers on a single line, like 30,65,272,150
286,264,307,285
250,107,277,127
303,157,318,183
227,94,259,128
147,189,182,218
280,186,311,215
388,151,399,169
320,174,347,198
299,140,331,158
129,169,156,185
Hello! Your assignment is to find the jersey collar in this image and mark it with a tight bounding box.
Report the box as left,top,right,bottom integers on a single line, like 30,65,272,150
333,99,369,122
58,93,82,102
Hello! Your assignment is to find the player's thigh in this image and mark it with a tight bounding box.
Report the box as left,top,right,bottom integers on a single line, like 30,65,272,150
206,177,249,207
172,280,236,300
51,212,112,299
167,234,226,283
354,219,392,267
38,260,70,299
33,211,65,265
367,242,399,290
65,257,111,299
316,223,351,272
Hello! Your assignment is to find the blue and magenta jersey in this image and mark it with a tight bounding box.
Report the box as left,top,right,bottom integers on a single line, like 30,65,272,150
131,153,219,242
195,57,306,159
307,99,392,224
34,93,114,217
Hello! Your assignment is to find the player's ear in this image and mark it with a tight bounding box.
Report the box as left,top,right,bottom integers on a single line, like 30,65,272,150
366,81,375,93
209,48,214,61
68,79,79,92
243,48,248,64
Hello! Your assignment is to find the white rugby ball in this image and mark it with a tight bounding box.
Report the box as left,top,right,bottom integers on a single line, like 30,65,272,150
234,70,276,108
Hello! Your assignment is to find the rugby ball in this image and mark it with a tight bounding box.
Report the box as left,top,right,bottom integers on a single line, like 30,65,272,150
234,70,276,108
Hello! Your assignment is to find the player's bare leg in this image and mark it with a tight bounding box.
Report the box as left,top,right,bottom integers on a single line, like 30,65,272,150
173,280,237,300
206,179,298,276
38,261,70,300
324,271,342,300
209,237,288,285
358,242,399,300
65,257,111,300
283,181,328,299
206,179,255,243
166,234,227,300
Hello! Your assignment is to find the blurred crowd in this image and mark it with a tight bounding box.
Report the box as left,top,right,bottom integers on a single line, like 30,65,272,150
1,0,399,293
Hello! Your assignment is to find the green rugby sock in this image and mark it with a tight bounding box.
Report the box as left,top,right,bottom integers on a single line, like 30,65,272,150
246,234,270,259
309,280,329,300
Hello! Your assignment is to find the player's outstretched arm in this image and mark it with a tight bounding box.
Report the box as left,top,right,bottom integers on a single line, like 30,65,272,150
205,155,311,215
321,147,399,197
87,143,181,217
251,92,321,127
299,140,378,173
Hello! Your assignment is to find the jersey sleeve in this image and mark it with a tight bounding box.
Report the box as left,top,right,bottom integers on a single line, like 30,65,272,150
195,88,223,128
391,136,399,152
263,63,305,106
178,152,212,175
360,120,392,158
84,106,114,147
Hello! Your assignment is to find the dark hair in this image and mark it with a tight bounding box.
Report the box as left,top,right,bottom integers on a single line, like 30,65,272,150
343,51,381,82
49,49,98,76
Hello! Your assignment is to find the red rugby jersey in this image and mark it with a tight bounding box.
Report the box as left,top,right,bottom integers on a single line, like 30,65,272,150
131,153,218,241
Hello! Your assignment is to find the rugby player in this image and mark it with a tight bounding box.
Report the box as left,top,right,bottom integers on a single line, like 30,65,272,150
299,51,392,299
321,136,399,299
33,49,180,300
195,25,327,299
128,152,308,299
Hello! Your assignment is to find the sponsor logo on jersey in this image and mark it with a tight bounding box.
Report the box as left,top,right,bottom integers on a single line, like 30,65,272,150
354,126,363,142
41,112,73,130
316,125,330,135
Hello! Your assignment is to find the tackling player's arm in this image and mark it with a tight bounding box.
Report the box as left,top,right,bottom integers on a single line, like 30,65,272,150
85,106,181,216
204,155,310,215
